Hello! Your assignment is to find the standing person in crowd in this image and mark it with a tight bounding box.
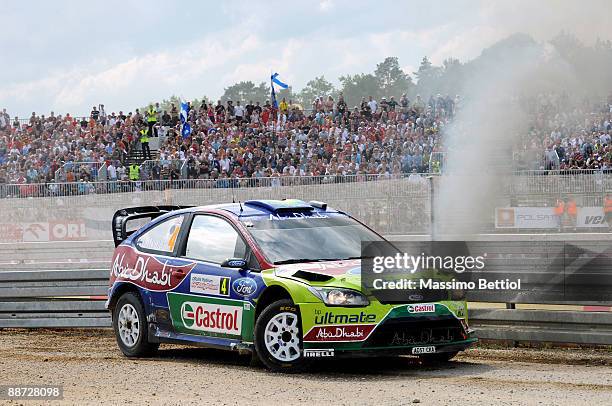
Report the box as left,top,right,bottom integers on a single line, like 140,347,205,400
140,127,151,160
554,198,565,231
90,106,99,121
146,104,157,137
234,101,245,124
129,162,140,183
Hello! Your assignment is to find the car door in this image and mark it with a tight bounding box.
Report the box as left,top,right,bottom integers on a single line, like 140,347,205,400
167,214,261,342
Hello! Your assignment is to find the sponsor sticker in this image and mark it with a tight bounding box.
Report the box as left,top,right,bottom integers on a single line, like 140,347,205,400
168,293,255,341
303,324,376,342
303,349,335,358
231,277,257,297
111,249,195,290
407,304,436,314
180,301,242,336
314,311,376,325
412,346,436,355
190,274,230,296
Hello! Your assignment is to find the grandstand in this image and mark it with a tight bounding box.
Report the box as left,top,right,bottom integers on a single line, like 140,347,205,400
0,92,610,191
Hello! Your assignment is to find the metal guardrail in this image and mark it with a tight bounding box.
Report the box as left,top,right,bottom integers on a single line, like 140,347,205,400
470,308,612,345
1,266,611,345
0,269,109,328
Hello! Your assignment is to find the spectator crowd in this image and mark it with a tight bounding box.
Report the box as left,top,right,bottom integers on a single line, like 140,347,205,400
0,90,611,192
515,93,612,172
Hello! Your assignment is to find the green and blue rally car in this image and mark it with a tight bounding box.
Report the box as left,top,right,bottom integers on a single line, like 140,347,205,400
106,199,476,371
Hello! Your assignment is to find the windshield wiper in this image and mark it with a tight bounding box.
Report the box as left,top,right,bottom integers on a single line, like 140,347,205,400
274,258,340,265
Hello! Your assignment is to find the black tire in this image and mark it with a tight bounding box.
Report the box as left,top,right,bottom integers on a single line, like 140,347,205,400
112,292,159,357
254,299,310,372
419,351,458,365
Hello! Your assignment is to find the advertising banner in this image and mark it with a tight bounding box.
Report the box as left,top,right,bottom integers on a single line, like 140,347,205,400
0,220,87,242
576,207,609,228
495,207,559,229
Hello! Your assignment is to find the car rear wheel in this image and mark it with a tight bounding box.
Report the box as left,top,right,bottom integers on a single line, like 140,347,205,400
419,351,458,365
254,299,310,372
113,292,159,357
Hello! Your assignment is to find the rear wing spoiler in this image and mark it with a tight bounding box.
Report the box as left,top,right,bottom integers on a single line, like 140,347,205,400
112,205,193,247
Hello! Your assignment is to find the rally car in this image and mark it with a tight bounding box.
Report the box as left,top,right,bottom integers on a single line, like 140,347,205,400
106,199,476,371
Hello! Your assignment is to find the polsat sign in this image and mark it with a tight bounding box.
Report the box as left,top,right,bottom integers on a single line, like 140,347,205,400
496,207,609,229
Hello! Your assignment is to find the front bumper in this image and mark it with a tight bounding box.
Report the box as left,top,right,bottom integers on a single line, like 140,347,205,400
299,301,475,355
322,339,477,358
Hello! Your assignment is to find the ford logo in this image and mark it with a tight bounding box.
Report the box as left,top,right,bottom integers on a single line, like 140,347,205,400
408,294,423,301
232,277,257,297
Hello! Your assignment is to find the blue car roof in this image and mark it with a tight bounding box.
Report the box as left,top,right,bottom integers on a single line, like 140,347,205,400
213,199,340,218
129,199,345,243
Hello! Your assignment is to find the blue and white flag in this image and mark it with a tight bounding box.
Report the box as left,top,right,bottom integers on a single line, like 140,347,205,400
271,85,278,109
271,72,288,89
181,122,192,138
180,102,189,124
180,102,191,138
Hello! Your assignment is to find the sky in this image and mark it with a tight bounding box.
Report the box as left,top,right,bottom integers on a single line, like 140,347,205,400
2,0,612,117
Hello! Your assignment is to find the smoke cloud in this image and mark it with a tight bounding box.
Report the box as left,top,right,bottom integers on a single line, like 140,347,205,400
433,0,612,235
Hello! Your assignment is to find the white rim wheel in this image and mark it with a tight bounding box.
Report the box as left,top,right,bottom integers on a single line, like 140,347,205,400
264,312,301,362
118,303,140,347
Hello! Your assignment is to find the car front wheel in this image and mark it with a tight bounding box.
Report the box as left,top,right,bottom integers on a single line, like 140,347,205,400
254,299,310,372
112,292,159,357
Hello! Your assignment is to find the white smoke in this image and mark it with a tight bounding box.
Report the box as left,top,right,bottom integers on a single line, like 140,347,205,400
433,33,589,235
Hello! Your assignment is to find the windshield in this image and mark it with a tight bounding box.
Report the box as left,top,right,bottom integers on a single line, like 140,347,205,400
241,213,384,264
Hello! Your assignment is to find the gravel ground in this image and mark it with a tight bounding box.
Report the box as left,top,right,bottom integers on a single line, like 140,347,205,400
0,329,611,406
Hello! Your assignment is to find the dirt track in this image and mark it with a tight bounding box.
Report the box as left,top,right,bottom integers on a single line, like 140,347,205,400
0,329,611,405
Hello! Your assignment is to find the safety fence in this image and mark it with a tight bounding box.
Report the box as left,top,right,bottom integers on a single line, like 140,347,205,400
0,170,612,198
1,171,611,199
54,162,108,183
0,173,610,237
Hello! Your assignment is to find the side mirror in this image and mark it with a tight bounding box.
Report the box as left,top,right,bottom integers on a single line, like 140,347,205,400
221,258,247,269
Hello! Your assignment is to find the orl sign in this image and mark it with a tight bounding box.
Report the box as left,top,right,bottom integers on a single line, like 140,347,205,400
49,221,87,241
495,208,559,229
0,220,87,242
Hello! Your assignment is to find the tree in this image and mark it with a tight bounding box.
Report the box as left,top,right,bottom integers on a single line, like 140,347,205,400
414,56,442,97
158,95,182,112
297,76,336,107
436,58,464,96
374,57,414,98
339,73,380,107
414,56,434,83
220,81,269,104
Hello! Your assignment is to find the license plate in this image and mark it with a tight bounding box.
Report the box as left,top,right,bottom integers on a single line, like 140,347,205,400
411,346,436,355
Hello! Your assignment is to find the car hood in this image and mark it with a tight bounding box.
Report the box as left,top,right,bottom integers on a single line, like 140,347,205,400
273,259,362,290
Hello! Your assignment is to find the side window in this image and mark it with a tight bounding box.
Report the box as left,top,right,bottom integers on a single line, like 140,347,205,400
185,215,247,264
136,215,184,254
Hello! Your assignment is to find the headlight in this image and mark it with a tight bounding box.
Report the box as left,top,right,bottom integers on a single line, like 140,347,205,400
311,287,369,307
